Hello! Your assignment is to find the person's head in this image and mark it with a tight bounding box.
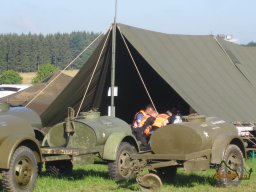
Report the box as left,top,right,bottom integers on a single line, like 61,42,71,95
145,104,154,114
166,110,172,116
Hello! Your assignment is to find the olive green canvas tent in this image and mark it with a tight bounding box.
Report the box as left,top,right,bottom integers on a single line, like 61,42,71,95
217,40,256,88
1,72,73,115
39,23,256,126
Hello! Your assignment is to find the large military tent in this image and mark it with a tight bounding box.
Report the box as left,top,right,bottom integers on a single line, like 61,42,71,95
37,23,256,126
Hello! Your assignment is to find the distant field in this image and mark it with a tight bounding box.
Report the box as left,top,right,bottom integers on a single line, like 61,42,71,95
20,72,36,84
62,70,79,77
20,70,79,84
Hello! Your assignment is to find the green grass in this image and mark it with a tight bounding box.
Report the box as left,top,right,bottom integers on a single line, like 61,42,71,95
1,159,256,192
36,159,256,192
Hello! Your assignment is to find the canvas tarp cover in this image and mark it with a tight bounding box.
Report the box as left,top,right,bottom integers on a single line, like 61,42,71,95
1,72,73,115
117,24,256,122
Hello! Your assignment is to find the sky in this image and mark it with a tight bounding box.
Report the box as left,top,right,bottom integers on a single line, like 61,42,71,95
0,0,255,44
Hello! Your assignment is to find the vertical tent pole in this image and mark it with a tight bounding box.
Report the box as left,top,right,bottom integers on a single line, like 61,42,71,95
110,0,117,116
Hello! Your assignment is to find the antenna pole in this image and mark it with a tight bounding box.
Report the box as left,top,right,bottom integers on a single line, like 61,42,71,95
114,0,117,23
110,0,117,116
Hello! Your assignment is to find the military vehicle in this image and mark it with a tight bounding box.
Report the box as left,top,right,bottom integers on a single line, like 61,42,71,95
0,103,139,191
0,103,44,192
128,116,246,191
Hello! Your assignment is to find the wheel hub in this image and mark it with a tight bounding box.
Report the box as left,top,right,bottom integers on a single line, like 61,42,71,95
15,158,32,186
119,151,132,176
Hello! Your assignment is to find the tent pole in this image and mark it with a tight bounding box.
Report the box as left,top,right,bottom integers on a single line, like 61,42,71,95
110,0,117,117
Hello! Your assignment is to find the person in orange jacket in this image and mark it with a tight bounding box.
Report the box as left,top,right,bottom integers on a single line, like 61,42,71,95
149,110,174,136
132,106,157,150
131,104,154,129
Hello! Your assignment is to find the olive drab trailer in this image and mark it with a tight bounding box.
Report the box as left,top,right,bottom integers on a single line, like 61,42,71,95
0,103,44,192
128,116,246,191
41,108,139,180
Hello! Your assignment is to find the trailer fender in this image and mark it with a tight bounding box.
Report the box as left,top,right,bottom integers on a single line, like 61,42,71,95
0,135,41,169
103,132,138,160
211,135,242,164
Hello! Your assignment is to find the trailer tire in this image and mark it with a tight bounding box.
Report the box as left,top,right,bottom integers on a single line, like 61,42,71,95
1,146,38,192
45,160,73,177
108,142,137,181
216,144,244,187
154,166,177,183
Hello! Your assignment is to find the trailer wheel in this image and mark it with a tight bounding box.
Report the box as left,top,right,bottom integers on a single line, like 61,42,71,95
216,144,244,187
45,160,73,177
108,142,137,181
154,166,177,182
1,146,38,192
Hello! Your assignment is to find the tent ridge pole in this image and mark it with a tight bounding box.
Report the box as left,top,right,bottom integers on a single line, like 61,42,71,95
110,0,117,117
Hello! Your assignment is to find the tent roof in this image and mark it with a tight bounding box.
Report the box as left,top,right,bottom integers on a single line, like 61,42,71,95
218,39,256,88
39,23,256,126
117,23,256,122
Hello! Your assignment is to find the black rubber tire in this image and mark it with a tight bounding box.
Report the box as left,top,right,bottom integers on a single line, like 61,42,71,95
154,166,177,183
108,142,137,181
1,146,38,192
45,160,73,177
216,144,244,187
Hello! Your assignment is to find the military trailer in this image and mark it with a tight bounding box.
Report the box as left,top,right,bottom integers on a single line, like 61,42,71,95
128,116,246,191
0,103,44,192
41,108,139,180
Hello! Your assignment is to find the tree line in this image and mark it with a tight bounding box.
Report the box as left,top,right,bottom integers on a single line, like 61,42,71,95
0,31,101,72
0,31,255,73
246,41,256,47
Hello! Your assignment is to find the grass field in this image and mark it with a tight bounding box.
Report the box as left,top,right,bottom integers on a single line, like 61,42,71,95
1,159,253,192
0,157,255,192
